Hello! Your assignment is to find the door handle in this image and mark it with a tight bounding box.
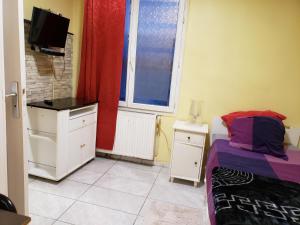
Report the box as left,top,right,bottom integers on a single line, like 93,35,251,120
5,93,17,97
5,81,19,118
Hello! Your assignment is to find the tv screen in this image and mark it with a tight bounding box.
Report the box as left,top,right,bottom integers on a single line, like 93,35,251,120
29,7,70,48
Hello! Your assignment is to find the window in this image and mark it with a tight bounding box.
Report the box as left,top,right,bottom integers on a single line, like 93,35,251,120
120,0,186,113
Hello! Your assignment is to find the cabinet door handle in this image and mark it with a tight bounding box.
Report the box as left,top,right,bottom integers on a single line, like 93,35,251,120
194,162,198,167
80,144,86,148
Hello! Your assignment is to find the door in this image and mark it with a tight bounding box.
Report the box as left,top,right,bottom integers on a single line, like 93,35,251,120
0,0,8,196
81,123,97,163
171,143,201,181
1,0,28,215
68,129,83,172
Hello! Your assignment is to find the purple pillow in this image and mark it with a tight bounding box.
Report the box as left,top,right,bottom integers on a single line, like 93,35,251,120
229,116,287,160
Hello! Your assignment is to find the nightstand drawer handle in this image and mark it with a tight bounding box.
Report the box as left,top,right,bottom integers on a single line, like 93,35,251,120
187,136,191,141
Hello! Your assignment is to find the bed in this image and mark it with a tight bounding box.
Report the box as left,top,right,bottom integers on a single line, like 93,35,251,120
206,117,300,225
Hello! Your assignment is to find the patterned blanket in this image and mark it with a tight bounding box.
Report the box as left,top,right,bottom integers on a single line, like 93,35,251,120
212,167,300,225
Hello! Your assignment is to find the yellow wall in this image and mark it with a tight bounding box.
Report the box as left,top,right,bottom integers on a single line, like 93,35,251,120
23,0,84,96
24,0,300,163
155,0,300,162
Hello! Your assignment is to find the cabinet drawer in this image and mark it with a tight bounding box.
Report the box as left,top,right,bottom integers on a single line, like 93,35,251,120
171,143,202,181
174,131,205,146
69,113,97,131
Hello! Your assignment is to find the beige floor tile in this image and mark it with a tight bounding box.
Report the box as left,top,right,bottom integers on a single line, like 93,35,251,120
140,199,202,225
107,164,158,183
29,190,74,219
29,179,90,199
29,214,55,225
67,168,104,184
80,186,145,214
60,201,136,225
95,173,153,196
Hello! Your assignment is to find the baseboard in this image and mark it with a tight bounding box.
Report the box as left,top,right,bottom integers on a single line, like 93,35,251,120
96,149,170,168
153,161,170,168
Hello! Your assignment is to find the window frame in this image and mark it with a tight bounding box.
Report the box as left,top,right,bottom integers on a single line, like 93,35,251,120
119,0,188,114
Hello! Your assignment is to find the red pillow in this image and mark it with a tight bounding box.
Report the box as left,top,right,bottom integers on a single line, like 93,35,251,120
221,110,286,136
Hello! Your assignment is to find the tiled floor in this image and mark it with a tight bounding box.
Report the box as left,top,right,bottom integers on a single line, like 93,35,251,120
28,157,209,225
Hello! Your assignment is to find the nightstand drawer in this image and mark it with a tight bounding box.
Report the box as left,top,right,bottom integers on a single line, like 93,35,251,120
174,131,205,146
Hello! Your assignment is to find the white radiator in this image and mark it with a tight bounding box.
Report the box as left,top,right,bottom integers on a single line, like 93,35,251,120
98,110,157,160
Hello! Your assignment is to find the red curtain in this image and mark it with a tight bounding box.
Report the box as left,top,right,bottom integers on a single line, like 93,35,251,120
77,0,125,150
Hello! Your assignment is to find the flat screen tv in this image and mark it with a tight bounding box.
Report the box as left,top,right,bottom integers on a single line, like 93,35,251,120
29,7,70,49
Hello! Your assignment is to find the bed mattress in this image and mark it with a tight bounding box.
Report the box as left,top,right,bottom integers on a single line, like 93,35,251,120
206,139,300,225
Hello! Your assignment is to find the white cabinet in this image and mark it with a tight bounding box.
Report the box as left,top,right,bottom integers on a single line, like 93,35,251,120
27,103,98,181
170,121,208,187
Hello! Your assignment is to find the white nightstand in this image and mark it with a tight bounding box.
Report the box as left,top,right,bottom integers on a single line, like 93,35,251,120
170,120,209,187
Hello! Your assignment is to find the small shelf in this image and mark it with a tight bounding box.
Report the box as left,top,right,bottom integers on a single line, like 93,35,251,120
29,162,57,180
28,129,57,167
28,130,56,143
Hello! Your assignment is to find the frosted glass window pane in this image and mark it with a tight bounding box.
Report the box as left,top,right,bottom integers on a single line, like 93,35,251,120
133,0,180,106
120,0,131,101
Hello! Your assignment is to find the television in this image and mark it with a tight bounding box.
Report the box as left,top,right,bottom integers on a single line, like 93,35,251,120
29,7,70,51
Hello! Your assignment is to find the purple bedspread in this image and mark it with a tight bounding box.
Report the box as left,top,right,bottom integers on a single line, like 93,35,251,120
206,139,300,225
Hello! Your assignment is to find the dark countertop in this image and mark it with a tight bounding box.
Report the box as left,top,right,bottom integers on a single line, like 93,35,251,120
27,98,98,111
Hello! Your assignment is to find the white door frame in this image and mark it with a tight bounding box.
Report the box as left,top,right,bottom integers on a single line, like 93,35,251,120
0,0,8,196
2,0,28,214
